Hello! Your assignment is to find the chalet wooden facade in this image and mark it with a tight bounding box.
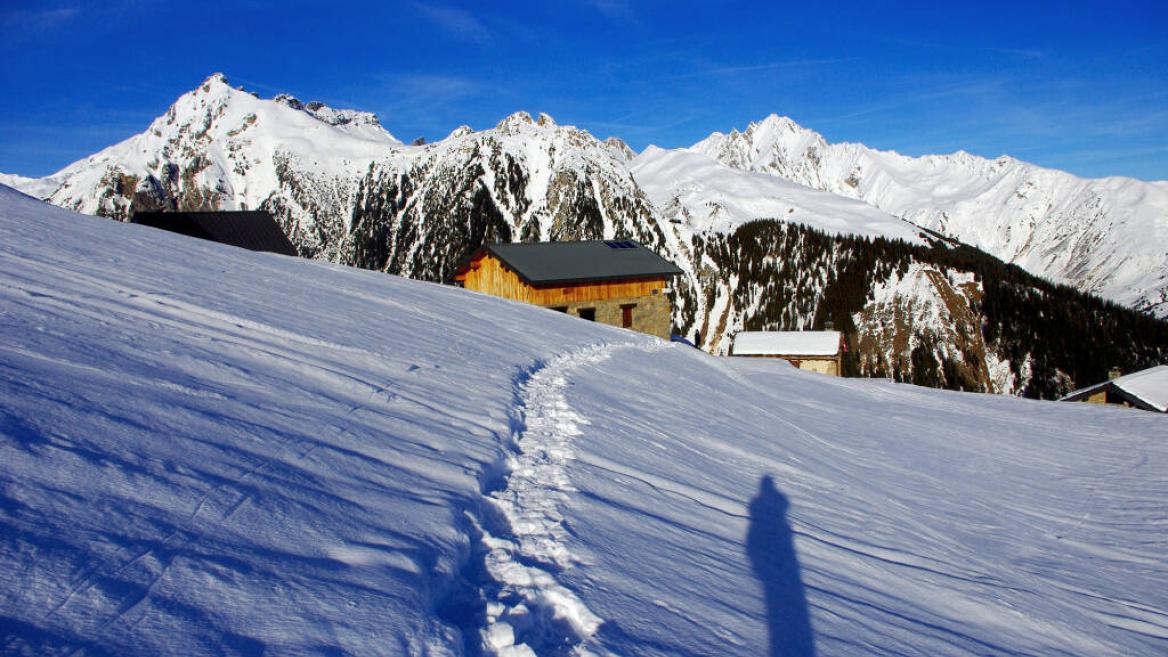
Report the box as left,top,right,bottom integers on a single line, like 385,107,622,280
730,330,845,376
451,240,682,339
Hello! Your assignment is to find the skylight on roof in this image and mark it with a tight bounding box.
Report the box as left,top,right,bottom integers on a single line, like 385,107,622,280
604,240,637,249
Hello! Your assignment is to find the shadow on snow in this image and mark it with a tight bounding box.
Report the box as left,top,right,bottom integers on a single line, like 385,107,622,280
747,474,816,657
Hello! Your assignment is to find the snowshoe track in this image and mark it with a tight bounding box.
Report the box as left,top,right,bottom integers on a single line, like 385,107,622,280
472,341,648,657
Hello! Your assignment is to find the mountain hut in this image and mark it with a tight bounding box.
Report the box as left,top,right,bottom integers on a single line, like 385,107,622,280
730,330,845,376
451,240,682,339
1060,365,1168,413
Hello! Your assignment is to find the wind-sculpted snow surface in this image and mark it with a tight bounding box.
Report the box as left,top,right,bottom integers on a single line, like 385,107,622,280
2,186,1167,656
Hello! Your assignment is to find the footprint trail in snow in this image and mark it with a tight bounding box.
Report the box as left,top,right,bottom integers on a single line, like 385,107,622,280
475,341,652,657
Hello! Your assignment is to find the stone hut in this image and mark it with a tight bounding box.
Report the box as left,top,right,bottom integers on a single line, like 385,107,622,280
1060,365,1168,412
730,330,845,376
451,240,682,339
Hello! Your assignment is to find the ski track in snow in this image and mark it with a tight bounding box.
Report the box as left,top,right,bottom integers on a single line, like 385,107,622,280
473,341,655,657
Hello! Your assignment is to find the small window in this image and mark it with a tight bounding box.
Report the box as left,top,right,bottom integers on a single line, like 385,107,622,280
620,303,636,328
551,306,568,313
578,308,596,321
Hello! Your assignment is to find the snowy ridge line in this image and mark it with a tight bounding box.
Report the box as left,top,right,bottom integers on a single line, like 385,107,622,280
472,341,652,657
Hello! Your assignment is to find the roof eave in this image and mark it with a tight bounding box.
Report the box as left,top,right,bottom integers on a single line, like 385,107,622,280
526,270,681,287
1060,381,1166,412
732,352,840,358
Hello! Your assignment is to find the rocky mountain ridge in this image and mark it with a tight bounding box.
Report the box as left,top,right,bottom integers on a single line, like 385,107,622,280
5,74,1166,397
692,114,1168,317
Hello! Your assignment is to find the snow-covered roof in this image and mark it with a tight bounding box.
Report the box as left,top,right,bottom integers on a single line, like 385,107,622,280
1062,365,1168,412
732,330,842,356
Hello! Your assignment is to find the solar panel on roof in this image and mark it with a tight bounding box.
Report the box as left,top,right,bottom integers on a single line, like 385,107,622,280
605,240,637,249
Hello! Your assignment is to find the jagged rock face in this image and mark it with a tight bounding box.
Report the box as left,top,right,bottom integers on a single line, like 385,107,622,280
602,137,637,163
345,150,513,280
853,265,996,393
687,219,1168,397
692,114,1168,318
343,114,669,281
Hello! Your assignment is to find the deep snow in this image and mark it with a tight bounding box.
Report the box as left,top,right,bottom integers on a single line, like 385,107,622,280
1,185,1166,656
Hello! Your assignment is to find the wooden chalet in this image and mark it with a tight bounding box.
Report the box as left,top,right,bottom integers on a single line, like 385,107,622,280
451,240,682,338
730,330,845,376
130,211,298,256
1060,365,1168,413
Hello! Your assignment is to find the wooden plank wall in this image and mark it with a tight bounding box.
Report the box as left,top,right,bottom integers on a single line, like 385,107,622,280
457,254,666,305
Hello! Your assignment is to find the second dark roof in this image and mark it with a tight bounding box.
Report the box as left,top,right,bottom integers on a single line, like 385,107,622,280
475,240,682,285
131,211,298,257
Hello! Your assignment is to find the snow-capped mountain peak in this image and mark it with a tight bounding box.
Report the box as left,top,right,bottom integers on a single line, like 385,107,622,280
272,92,386,131
692,114,1168,317
496,110,536,132
5,72,1167,344
345,106,666,279
445,125,475,140
602,136,637,162
24,74,404,259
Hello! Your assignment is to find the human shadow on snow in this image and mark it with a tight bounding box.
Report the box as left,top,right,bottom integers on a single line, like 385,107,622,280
747,475,816,657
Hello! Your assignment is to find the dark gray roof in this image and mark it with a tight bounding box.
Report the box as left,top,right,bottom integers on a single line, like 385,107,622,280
130,211,298,256
474,240,682,285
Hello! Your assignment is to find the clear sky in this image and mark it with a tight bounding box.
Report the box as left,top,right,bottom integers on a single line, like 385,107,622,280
2,0,1166,180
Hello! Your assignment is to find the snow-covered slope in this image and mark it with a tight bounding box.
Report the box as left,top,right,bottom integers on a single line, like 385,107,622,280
32,73,400,258
3,186,1166,656
0,173,58,200
632,146,925,242
692,114,1168,317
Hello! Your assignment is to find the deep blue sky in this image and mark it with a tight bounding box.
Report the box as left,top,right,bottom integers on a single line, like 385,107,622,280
2,1,1166,180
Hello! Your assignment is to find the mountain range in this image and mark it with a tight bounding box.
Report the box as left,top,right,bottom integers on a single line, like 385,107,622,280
691,114,1168,317
4,73,1166,397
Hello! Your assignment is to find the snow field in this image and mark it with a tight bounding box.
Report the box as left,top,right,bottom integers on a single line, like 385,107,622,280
2,186,1167,656
631,146,925,243
0,185,630,655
